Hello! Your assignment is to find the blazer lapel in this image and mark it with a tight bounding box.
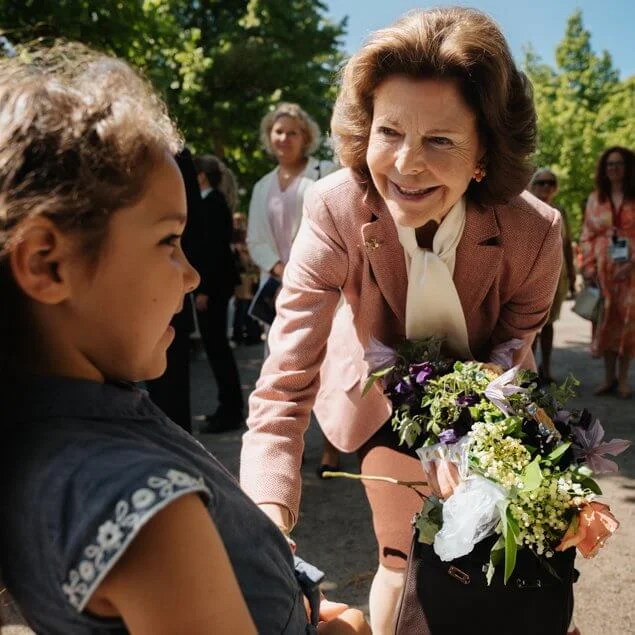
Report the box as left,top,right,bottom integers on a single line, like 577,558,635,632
361,195,407,323
454,202,502,318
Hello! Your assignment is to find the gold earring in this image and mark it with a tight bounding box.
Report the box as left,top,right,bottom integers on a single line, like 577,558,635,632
473,164,487,183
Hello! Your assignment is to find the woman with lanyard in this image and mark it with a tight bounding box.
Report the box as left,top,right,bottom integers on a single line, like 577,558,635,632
241,8,563,632
581,146,635,398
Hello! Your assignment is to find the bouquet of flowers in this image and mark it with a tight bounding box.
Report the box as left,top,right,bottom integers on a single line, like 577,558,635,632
363,337,630,585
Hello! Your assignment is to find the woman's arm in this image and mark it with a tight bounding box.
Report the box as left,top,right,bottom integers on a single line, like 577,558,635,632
493,210,563,367
87,493,258,635
579,194,598,282
241,186,349,527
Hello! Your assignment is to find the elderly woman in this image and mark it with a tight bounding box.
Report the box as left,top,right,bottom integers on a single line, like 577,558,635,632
580,146,635,398
241,8,562,633
247,101,340,474
529,169,576,383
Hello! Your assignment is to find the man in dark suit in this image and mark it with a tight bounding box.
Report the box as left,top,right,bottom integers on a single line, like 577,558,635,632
192,154,244,432
146,148,202,433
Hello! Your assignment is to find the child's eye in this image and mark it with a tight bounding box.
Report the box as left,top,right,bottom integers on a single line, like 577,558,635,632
160,234,182,248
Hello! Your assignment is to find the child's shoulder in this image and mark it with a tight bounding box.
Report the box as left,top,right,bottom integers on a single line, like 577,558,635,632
1,378,213,623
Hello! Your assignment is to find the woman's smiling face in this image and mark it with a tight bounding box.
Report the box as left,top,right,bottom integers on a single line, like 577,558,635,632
366,75,484,228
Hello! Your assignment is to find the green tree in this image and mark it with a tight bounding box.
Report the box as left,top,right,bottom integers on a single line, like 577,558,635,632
0,0,346,204
524,10,635,237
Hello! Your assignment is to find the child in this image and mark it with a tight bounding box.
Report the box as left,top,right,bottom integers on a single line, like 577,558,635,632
0,45,368,635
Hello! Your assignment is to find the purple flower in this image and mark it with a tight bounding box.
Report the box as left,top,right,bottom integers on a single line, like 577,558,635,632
364,337,398,373
571,419,631,474
439,428,461,444
554,410,571,424
389,378,413,407
457,394,478,407
438,409,473,445
488,338,525,370
484,366,526,416
409,362,434,387
570,408,593,430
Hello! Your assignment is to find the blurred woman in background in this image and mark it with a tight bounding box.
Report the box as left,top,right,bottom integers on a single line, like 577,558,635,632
529,168,576,383
580,146,635,398
246,101,340,474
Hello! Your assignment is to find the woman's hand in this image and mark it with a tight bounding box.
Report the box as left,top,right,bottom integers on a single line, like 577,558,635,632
270,261,285,279
422,459,461,500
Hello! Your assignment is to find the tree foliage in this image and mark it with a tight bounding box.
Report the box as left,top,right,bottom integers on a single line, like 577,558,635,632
524,10,635,237
0,0,346,204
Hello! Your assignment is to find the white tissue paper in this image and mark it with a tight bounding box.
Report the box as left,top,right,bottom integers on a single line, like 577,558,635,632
416,437,470,478
433,475,507,561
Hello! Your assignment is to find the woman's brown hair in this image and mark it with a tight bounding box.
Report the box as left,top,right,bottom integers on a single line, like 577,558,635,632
594,146,635,203
0,43,182,374
331,7,536,206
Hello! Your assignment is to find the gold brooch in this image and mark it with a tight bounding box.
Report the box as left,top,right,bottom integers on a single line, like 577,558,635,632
365,238,382,251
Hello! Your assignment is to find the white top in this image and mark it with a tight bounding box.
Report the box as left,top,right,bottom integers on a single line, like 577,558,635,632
395,197,472,359
246,157,337,284
266,174,302,265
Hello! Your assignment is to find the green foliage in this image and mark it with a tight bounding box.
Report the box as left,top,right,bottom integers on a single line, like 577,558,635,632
0,0,346,206
414,496,444,545
524,10,635,237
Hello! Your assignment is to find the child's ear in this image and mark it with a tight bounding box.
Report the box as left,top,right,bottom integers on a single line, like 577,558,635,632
9,218,75,305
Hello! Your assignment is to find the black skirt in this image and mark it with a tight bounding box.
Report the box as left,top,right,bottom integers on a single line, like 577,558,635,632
395,533,577,635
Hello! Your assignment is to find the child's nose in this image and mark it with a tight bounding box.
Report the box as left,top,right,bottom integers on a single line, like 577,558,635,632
183,257,200,293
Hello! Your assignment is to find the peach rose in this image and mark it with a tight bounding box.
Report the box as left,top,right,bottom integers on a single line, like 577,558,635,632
556,502,619,558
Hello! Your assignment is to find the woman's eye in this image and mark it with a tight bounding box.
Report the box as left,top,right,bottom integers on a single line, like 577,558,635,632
378,126,399,137
160,234,181,248
429,136,452,146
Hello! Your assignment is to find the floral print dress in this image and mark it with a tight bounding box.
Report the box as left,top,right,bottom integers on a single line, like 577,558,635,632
580,192,635,356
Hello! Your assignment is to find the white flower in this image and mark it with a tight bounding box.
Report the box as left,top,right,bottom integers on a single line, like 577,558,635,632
78,561,95,582
97,521,123,550
131,488,156,510
484,366,526,415
167,469,194,487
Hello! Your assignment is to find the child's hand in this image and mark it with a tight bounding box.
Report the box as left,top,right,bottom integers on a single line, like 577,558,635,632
317,601,371,634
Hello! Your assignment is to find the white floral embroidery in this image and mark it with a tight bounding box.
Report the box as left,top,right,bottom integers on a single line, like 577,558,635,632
131,488,156,510
62,468,208,611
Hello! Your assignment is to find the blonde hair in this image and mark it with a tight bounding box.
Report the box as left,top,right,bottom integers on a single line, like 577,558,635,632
331,7,536,205
530,168,558,187
259,102,321,158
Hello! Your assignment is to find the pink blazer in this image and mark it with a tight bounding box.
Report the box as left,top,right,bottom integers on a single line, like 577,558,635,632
241,169,562,522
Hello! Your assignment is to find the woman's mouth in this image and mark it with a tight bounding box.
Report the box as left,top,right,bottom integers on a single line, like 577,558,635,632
390,181,439,201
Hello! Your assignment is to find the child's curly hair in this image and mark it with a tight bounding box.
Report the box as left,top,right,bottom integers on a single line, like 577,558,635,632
0,43,183,374
0,43,182,258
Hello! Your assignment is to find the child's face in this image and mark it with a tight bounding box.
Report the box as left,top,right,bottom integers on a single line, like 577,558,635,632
67,154,200,382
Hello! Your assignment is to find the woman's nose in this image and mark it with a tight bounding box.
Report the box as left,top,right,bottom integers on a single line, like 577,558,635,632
395,143,425,175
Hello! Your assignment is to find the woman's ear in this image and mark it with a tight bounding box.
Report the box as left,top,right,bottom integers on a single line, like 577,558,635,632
9,218,75,305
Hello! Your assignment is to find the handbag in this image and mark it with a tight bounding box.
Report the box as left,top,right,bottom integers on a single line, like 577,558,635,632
394,533,576,635
572,285,603,322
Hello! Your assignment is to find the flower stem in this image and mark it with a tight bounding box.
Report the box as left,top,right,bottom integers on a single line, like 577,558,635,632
321,471,429,500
